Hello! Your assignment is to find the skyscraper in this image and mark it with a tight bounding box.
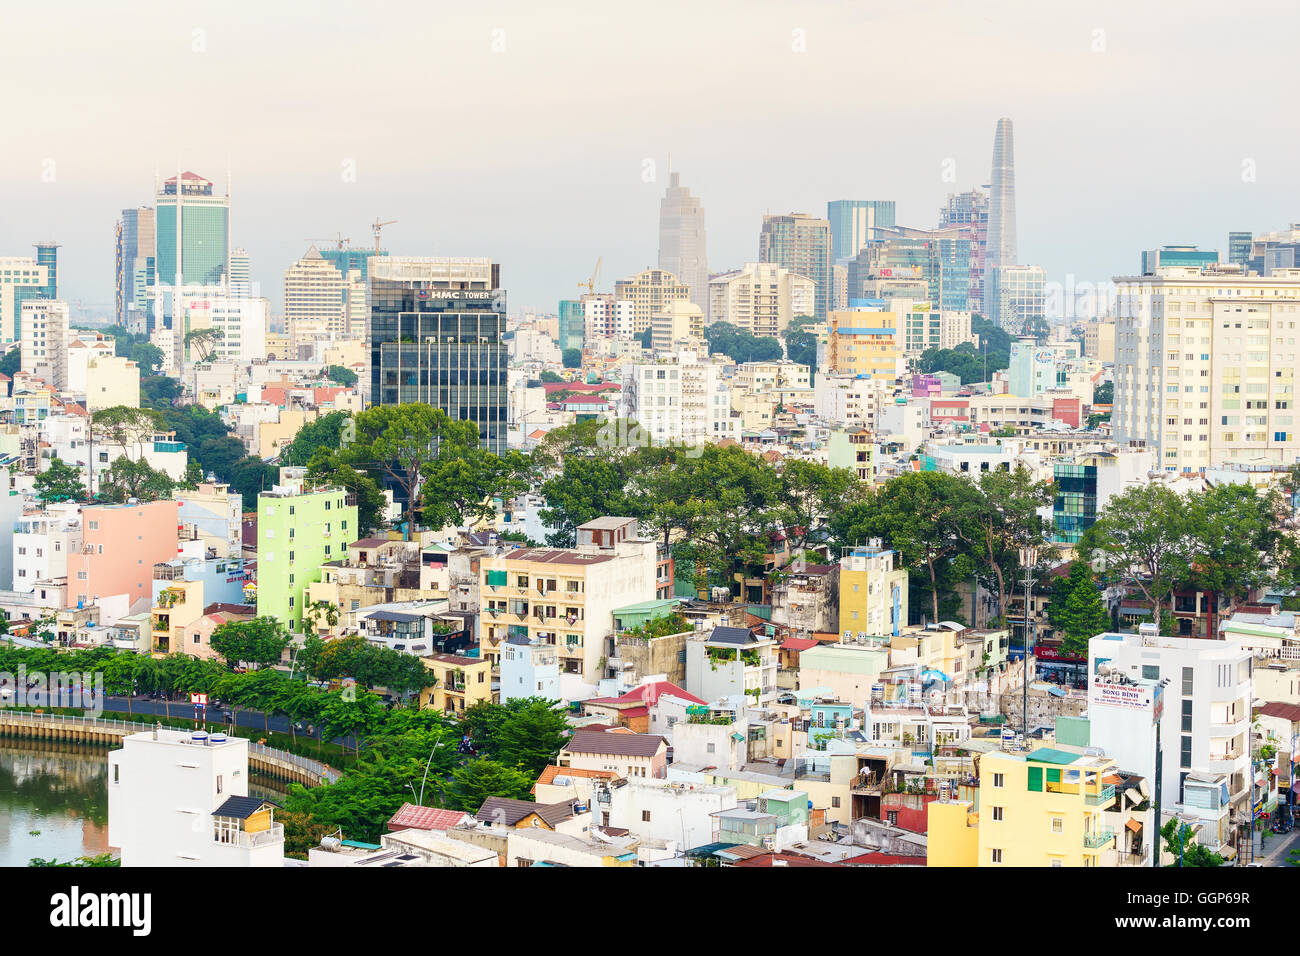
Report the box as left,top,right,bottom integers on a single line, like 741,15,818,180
986,118,1017,271
1227,231,1253,268
759,214,833,319
827,200,896,262
115,208,155,329
657,172,708,314
154,171,230,327
0,244,56,344
983,118,1017,320
284,247,347,335
939,189,988,313
368,257,507,455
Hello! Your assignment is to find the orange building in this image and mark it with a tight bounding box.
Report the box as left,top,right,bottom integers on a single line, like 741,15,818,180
67,500,181,610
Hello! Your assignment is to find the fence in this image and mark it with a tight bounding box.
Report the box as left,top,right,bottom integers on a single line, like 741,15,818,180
0,711,339,786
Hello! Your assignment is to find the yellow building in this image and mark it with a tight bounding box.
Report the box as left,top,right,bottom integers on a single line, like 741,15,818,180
85,355,141,411
613,268,691,334
649,300,705,353
927,748,1121,867
837,543,908,640
826,310,901,380
420,653,494,716
150,579,206,656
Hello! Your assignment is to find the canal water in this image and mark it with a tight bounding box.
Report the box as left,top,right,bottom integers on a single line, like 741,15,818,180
0,739,287,867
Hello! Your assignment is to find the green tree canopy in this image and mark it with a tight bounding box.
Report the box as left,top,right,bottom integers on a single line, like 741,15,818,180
209,617,293,669
35,457,87,504
1046,561,1111,657
98,456,175,503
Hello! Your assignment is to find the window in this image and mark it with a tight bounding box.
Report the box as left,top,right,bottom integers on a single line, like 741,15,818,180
1181,666,1194,696
831,796,841,808
990,848,1003,863
991,806,1003,821
993,773,1005,788
1181,699,1193,733
1180,735,1192,769
641,810,651,822
216,775,223,794
1051,817,1063,833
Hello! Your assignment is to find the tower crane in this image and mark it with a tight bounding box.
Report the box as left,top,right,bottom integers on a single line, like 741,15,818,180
579,256,602,296
371,218,397,253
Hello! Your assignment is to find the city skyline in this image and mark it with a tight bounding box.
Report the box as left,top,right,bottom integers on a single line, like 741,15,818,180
2,0,1298,319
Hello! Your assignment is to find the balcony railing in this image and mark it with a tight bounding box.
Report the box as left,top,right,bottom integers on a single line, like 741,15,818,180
1083,828,1116,849
216,823,284,849
1084,784,1116,806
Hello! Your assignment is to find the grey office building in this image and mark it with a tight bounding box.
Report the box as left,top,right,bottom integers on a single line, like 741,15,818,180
368,257,507,455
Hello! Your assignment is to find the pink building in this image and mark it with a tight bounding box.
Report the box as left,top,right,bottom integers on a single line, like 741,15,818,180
67,500,181,610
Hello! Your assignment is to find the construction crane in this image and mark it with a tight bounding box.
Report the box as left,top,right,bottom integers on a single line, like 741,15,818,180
578,256,602,296
371,218,397,253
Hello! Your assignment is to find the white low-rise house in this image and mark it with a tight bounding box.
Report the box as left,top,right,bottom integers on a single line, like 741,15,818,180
685,625,779,707
599,778,738,851
108,727,285,866
11,501,80,593
379,828,497,867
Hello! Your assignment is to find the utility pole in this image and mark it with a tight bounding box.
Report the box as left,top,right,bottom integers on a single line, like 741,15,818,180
1018,546,1039,743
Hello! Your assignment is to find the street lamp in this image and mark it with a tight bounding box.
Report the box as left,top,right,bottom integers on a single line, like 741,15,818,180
1018,545,1040,746
413,739,445,806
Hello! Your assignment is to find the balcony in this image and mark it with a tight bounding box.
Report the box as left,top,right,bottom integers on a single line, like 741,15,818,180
216,824,284,849
1084,784,1117,806
1083,828,1116,849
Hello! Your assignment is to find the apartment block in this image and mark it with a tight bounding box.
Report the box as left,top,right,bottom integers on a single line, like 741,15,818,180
707,262,815,338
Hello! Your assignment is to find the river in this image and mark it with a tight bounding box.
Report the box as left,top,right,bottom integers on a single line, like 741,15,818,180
0,739,288,867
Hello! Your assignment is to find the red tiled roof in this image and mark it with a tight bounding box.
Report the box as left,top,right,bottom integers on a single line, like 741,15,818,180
841,852,926,867
535,765,620,786
780,637,820,652
731,852,841,867
1257,702,1300,723
387,803,470,832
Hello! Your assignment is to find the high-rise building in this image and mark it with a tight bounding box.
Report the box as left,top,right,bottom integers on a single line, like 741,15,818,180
155,171,230,325
20,299,69,388
180,295,269,365
557,300,585,353
759,214,833,319
1112,264,1300,472
613,268,690,335
827,200,896,263
658,172,708,314
1141,245,1219,275
649,301,705,353
582,294,636,340
228,248,251,296
824,309,902,381
369,256,507,455
1242,223,1300,275
845,233,972,314
284,247,347,335
116,208,155,330
627,353,734,447
939,189,989,314
985,118,1017,275
707,262,816,338
0,249,53,344
1227,231,1253,268
986,264,1045,331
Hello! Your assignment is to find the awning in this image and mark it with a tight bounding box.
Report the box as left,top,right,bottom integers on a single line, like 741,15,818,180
1125,818,1142,833
1221,845,1238,860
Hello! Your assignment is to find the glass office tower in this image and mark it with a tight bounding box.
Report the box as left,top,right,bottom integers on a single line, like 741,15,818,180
827,200,896,262
369,257,507,455
155,172,230,288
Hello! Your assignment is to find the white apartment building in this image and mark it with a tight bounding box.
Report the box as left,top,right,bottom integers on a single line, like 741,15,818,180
684,624,779,706
283,247,347,334
12,502,81,592
583,294,636,340
20,299,69,388
499,634,560,704
626,353,736,447
897,300,975,356
814,373,888,430
510,327,562,366
108,727,285,867
66,334,116,395
1088,629,1253,851
0,255,51,344
191,295,270,364
1113,266,1300,472
708,262,816,338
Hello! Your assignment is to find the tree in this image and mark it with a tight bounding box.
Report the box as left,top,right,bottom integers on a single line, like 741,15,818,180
183,327,223,363
704,321,782,364
955,468,1056,625
0,347,19,379
445,759,535,812
540,370,564,384
1046,561,1111,657
140,375,183,408
561,348,582,369
1185,483,1283,622
208,617,293,669
282,411,351,466
325,364,358,387
776,459,861,555
420,445,532,537
1160,819,1223,867
1080,484,1192,633
1093,382,1114,404
833,471,977,624
34,457,86,504
459,698,570,776
98,456,175,503
539,456,638,547
783,314,818,381
341,404,468,540
305,447,387,536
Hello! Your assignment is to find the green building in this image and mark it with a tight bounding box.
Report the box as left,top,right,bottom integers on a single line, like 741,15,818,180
558,299,585,352
256,468,358,631
155,171,229,288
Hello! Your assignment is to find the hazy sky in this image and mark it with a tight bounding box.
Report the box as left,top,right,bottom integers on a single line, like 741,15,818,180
2,0,1298,320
